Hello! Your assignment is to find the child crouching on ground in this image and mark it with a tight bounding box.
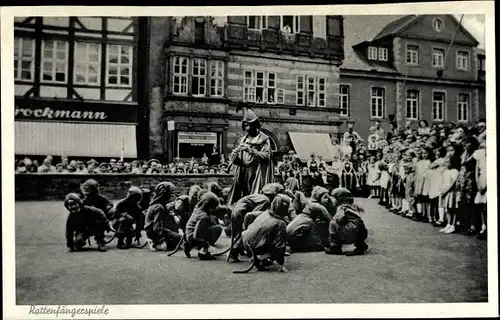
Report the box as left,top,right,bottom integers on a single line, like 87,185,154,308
325,188,369,256
65,193,108,252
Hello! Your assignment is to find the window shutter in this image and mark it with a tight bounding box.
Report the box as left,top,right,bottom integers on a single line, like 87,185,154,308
299,16,312,33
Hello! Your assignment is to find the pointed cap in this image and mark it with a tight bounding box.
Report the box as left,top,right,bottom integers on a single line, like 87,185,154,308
242,108,258,123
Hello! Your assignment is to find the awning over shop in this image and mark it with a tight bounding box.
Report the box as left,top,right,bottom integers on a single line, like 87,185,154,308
288,132,335,162
15,121,137,158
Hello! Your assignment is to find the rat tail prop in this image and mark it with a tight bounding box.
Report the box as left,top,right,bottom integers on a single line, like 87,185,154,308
167,234,185,256
233,246,256,274
226,221,235,262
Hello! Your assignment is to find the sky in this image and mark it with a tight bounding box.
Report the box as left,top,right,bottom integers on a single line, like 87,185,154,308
456,14,485,49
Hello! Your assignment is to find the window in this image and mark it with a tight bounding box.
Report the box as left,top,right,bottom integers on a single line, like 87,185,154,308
276,89,285,104
432,48,445,68
41,40,68,83
296,75,305,106
339,85,350,116
248,16,267,30
242,70,277,104
406,90,419,120
191,58,207,96
318,77,326,107
432,91,446,121
106,44,132,87
457,93,470,122
406,44,419,65
370,87,385,118
295,75,326,107
378,48,388,61
243,70,256,102
267,72,276,103
456,51,470,71
74,42,101,85
306,76,317,107
14,37,35,81
478,58,485,71
368,46,378,60
281,16,300,34
210,60,224,97
173,56,188,95
433,18,444,32
255,71,265,103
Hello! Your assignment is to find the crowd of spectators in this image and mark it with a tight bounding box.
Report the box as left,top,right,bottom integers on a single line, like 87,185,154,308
276,119,487,239
15,154,231,175
15,118,488,239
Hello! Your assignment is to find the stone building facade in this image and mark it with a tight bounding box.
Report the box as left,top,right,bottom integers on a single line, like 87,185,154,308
145,15,345,162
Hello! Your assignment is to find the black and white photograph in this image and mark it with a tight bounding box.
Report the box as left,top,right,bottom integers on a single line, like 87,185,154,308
1,2,497,319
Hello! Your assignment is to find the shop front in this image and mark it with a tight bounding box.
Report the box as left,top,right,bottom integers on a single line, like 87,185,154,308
177,131,220,159
15,98,139,159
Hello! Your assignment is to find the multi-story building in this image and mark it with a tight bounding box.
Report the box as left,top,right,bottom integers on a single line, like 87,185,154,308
14,16,148,161
146,15,345,163
339,14,486,140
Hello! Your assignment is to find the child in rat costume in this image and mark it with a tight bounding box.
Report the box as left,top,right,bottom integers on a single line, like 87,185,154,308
325,188,369,256
239,194,290,272
64,193,108,252
286,186,332,252
109,186,144,249
227,184,281,262
144,182,181,252
80,179,113,219
184,192,224,260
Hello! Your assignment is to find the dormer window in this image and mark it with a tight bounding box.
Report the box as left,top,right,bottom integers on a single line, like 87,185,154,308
248,16,267,31
378,48,388,61
433,18,444,33
368,46,378,60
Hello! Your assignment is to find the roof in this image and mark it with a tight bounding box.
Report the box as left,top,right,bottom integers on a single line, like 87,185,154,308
341,15,406,72
372,15,418,41
341,14,481,72
477,48,485,56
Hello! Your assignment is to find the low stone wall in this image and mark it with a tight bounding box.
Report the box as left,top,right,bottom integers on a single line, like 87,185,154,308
15,173,237,201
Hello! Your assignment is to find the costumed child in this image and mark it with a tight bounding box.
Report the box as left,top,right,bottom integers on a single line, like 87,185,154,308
80,179,113,219
144,182,181,252
366,155,380,198
439,158,460,234
324,188,369,256
109,186,144,249
286,186,332,253
239,194,290,273
184,192,224,260
228,183,283,262
64,193,107,252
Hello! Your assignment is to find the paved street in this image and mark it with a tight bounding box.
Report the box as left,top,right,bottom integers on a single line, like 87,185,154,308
15,198,487,304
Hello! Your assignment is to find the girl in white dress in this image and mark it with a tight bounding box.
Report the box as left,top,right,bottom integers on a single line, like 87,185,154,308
426,148,448,226
413,148,431,222
366,156,380,198
439,158,460,234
